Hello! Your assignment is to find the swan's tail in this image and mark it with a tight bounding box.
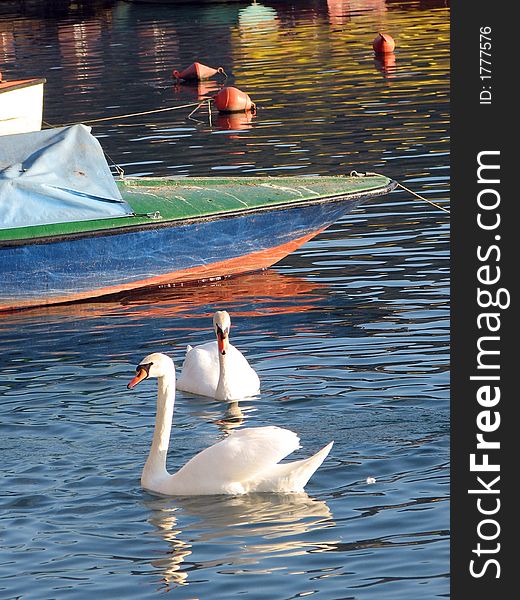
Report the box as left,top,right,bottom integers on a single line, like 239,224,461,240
254,441,334,493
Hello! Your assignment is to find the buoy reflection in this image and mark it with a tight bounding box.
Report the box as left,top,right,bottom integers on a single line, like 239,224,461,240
216,110,254,131
374,51,397,80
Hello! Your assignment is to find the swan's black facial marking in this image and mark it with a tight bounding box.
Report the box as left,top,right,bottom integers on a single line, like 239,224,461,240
128,361,153,390
215,325,229,338
137,362,152,377
215,326,229,355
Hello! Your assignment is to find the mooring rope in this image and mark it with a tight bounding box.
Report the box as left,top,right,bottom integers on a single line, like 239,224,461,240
350,171,450,215
103,149,125,179
43,102,202,128
396,181,450,214
187,98,213,125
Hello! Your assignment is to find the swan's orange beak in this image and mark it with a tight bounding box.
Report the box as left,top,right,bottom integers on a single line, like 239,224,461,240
217,327,229,355
127,368,148,389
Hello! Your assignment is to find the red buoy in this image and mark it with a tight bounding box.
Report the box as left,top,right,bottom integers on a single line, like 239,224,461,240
173,62,226,82
373,33,395,55
214,87,255,113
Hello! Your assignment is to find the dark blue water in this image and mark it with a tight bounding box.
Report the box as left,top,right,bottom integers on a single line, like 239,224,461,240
0,1,449,598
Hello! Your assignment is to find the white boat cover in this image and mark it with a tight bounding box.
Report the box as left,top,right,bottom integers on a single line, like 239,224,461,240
0,124,133,229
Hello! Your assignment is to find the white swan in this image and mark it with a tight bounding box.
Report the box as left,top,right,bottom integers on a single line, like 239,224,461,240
127,352,333,496
176,310,260,401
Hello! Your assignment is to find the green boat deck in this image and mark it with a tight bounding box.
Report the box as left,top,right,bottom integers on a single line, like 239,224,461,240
0,174,393,242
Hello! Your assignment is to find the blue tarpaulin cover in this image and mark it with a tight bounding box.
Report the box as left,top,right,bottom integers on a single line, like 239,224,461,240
0,124,133,229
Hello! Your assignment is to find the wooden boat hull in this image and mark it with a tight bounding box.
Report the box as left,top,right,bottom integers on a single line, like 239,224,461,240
0,175,395,310
0,78,45,136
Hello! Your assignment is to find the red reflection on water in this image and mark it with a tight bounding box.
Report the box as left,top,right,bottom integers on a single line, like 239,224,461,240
373,52,397,80
326,0,351,25
135,23,179,74
0,30,15,63
173,79,222,102
216,110,254,132
327,0,387,24
348,0,387,14
58,21,102,63
6,270,326,323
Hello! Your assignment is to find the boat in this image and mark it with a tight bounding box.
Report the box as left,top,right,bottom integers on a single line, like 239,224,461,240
0,125,395,311
0,74,46,136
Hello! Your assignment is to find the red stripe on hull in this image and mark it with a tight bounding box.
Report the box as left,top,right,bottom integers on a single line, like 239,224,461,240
1,228,325,311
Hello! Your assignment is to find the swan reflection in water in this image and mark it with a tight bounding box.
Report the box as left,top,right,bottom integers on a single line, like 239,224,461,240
210,399,245,432
144,492,336,591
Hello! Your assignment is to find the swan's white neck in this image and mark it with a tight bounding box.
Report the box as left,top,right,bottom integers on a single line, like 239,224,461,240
142,372,176,489
215,350,232,401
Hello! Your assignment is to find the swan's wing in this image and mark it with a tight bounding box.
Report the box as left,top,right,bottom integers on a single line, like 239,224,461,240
222,345,260,398
176,341,219,396
253,442,334,493
175,426,300,486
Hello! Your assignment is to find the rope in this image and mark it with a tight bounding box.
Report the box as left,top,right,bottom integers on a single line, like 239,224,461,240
187,98,213,126
45,102,202,128
396,181,450,214
187,101,207,119
103,149,125,179
207,98,212,127
350,171,450,215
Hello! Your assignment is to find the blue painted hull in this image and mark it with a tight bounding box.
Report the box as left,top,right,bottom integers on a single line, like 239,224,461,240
0,196,363,310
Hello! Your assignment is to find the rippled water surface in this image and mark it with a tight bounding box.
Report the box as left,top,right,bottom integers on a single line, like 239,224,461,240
1,1,449,598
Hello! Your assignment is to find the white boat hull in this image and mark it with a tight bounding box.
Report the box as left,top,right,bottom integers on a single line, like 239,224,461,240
0,79,45,136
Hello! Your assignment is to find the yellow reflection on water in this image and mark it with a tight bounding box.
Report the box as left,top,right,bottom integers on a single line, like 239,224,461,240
228,1,449,170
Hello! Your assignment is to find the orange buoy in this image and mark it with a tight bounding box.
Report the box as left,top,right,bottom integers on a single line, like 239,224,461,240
373,33,395,55
214,86,255,113
173,62,226,82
